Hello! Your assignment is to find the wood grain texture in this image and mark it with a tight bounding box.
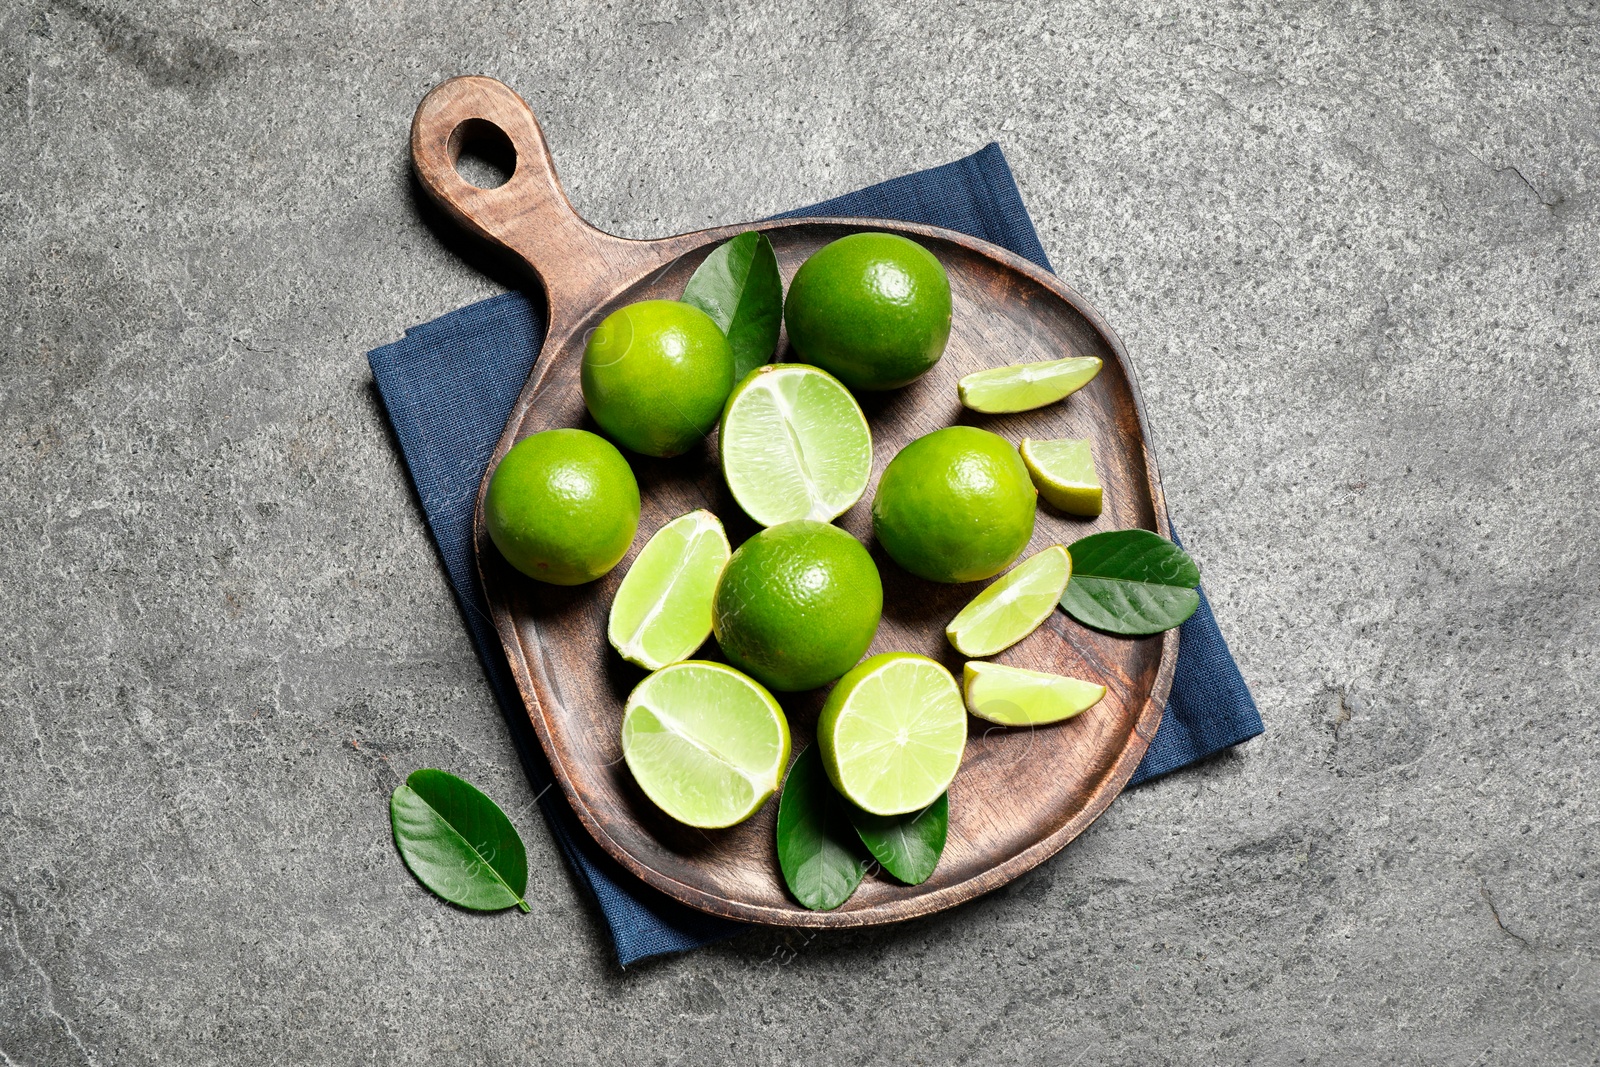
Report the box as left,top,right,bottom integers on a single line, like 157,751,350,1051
412,76,1177,927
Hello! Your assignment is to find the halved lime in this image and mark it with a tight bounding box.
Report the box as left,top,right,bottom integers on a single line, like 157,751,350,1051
817,652,966,816
620,661,790,828
719,364,872,526
957,356,1102,413
945,545,1070,657
1020,437,1102,517
963,661,1106,726
607,510,731,670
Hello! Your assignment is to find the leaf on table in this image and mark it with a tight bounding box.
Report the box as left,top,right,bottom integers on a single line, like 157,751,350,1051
847,792,948,886
682,231,783,379
1059,529,1200,636
776,745,868,911
390,768,530,912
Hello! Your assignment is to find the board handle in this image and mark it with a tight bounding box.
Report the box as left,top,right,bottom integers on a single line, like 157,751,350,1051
411,76,668,338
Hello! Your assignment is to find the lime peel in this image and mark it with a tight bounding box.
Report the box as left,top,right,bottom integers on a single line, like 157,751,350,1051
712,520,883,692
870,425,1037,584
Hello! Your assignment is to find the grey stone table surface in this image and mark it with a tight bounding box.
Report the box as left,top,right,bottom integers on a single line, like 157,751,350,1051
2,0,1596,1063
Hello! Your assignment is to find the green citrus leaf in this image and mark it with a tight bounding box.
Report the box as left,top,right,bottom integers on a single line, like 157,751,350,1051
390,769,530,912
1060,529,1200,636
776,745,867,910
683,231,782,379
847,792,948,885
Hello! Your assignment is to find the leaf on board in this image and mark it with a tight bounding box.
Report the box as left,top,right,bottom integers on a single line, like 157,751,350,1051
682,231,783,379
847,792,948,886
776,745,868,911
1059,529,1200,636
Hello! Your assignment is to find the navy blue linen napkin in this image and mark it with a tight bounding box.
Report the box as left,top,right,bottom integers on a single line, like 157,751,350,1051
369,144,1262,966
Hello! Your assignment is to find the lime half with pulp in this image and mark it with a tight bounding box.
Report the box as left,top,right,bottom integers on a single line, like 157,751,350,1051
945,545,1070,657
719,364,872,526
1020,438,1102,517
607,510,731,670
958,356,1102,413
963,661,1106,726
817,652,966,816
620,661,790,828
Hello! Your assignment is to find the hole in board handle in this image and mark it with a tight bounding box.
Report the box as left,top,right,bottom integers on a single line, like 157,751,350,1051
448,118,517,190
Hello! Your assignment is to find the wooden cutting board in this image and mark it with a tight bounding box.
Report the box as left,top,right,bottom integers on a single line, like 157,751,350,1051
412,76,1176,927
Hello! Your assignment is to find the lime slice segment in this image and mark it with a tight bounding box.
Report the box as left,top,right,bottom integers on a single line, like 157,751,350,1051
719,364,872,526
608,510,731,670
957,356,1103,413
945,545,1071,657
620,661,791,828
1020,437,1102,517
817,653,966,816
963,661,1106,726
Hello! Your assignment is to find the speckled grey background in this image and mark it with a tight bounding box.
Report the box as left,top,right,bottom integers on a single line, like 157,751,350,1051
3,1,1597,1063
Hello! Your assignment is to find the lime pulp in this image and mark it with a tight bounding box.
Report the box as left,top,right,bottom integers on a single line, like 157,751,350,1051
1020,437,1102,517
607,510,730,670
957,356,1102,414
719,364,872,527
945,545,1071,657
962,661,1106,726
817,652,966,816
620,661,790,828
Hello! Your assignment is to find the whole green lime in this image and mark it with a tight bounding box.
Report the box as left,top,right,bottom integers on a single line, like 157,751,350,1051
485,428,640,585
712,520,883,691
783,232,952,391
871,426,1036,583
581,299,735,457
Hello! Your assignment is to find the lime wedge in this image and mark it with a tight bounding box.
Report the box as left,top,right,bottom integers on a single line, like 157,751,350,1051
945,545,1070,657
957,356,1102,413
719,364,872,526
620,661,791,828
1019,437,1102,517
817,652,966,816
607,510,731,670
962,661,1106,726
